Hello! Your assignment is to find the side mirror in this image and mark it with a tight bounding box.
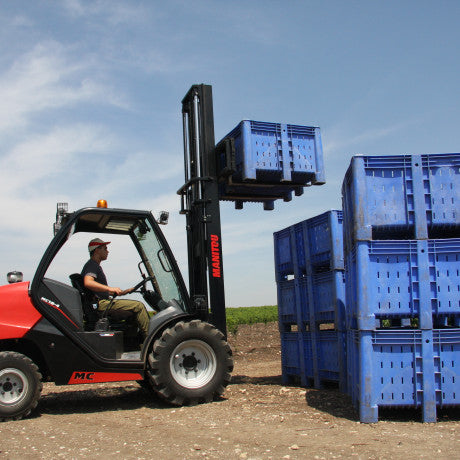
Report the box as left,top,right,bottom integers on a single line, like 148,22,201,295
7,271,23,283
54,202,69,235
157,211,169,225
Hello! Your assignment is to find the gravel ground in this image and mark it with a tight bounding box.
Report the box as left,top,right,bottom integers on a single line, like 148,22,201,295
0,322,459,459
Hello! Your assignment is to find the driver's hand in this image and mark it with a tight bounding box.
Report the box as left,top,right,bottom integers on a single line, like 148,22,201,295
108,287,123,296
121,287,134,295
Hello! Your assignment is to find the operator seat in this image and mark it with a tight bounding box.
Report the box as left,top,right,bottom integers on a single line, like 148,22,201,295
69,273,100,330
69,273,141,352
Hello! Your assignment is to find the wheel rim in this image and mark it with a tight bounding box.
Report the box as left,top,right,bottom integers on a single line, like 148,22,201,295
0,368,28,406
169,340,217,389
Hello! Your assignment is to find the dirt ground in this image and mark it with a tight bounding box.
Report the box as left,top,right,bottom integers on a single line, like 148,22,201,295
0,322,459,459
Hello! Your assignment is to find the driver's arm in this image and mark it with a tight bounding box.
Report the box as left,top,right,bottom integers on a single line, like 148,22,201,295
83,275,123,296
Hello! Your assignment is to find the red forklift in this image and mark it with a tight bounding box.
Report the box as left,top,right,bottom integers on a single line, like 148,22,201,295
0,85,234,420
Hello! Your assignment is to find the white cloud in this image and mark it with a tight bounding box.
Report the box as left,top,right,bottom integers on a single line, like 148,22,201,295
0,124,115,197
60,1,227,76
0,41,129,133
62,0,150,26
8,14,34,28
325,122,409,157
0,35,137,244
101,150,184,196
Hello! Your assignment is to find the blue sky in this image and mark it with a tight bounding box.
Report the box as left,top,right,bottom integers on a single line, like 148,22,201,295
1,0,459,307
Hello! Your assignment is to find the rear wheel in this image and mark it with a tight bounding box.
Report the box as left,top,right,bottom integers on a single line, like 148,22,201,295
147,320,233,405
0,352,42,421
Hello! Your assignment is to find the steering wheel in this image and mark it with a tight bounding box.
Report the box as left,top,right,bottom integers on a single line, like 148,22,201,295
130,276,165,311
131,276,154,293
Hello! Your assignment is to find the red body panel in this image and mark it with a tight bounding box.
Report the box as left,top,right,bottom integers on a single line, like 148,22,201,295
68,372,143,384
0,282,42,339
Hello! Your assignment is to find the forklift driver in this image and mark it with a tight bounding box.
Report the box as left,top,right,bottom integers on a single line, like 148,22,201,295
81,238,150,341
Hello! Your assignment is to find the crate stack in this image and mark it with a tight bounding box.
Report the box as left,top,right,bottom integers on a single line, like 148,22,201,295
273,210,347,391
342,153,460,423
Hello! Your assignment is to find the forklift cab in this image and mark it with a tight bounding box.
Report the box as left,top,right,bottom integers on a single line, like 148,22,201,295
30,204,192,361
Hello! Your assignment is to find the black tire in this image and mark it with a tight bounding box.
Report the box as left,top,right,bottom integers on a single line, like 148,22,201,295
0,351,42,421
147,320,233,405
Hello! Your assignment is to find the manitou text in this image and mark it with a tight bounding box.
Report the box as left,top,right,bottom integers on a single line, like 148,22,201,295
210,234,221,278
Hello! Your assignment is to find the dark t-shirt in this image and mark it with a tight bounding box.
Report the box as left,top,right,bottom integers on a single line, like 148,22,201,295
81,259,109,299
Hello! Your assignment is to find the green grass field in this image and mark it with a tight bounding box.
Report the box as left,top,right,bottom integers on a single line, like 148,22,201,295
225,305,278,334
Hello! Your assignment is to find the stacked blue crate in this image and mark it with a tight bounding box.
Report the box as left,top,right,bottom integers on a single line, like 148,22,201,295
274,210,346,390
342,153,460,423
347,329,460,420
342,154,460,251
345,239,460,330
217,120,325,210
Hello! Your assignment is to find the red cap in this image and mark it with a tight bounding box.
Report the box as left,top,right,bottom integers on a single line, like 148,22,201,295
88,238,111,253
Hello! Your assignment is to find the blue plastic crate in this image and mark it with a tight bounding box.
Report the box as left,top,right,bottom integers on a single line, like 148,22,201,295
277,279,308,325
304,330,346,386
277,271,346,329
313,271,346,325
274,210,344,281
220,120,325,184
281,330,346,391
345,239,460,330
347,329,460,423
342,153,460,251
280,331,302,380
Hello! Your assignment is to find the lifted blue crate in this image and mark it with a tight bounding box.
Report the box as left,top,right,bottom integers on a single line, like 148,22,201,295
345,239,460,330
216,120,325,209
274,210,344,281
347,329,460,423
342,153,460,250
221,120,325,184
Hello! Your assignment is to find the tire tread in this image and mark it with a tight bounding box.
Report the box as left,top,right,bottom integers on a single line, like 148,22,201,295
147,321,233,406
0,351,42,422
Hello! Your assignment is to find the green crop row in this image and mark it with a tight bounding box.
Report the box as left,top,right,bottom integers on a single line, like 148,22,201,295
225,305,278,334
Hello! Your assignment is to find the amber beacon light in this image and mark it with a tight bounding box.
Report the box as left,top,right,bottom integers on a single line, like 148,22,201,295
97,199,108,208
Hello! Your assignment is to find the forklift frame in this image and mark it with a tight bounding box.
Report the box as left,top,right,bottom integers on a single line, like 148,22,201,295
178,84,227,336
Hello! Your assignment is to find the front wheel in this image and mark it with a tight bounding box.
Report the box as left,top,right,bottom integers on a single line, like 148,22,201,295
147,320,233,405
0,352,42,421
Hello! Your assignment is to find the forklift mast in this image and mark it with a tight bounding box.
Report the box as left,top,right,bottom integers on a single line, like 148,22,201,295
178,84,227,336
